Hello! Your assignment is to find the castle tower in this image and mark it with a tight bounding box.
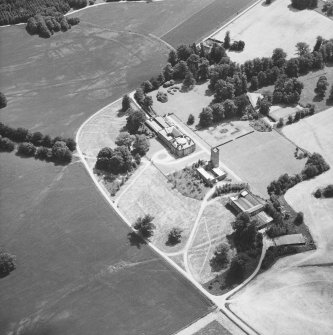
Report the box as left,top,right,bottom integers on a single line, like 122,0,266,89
211,147,219,168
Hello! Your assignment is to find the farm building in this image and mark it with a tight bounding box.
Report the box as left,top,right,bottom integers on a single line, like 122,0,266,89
229,190,263,215
146,116,195,157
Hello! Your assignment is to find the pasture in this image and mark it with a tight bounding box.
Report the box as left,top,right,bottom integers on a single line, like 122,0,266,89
0,154,213,335
217,130,305,197
117,164,201,252
229,108,333,335
210,0,333,64
0,23,169,137
188,198,236,284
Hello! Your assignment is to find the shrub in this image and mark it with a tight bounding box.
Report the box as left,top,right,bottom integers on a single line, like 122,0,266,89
156,91,168,103
167,228,183,245
187,114,195,125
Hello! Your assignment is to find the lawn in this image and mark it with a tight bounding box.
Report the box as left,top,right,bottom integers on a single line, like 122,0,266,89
229,108,333,335
0,154,213,335
210,0,333,64
117,164,201,252
217,130,306,197
0,23,169,137
188,198,236,284
148,81,212,127
193,320,232,335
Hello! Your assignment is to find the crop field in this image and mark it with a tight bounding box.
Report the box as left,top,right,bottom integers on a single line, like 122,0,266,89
148,82,212,127
118,164,201,252
188,198,236,284
210,0,333,64
0,154,213,335
217,130,305,197
74,0,254,47
0,23,169,137
229,108,333,335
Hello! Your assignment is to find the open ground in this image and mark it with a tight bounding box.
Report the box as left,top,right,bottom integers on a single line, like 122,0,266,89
229,108,333,335
210,0,333,64
217,130,305,197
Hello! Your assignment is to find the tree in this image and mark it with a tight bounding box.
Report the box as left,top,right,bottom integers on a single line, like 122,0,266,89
167,227,183,245
315,75,328,97
187,114,195,125
199,107,213,127
113,145,133,173
134,88,145,105
223,99,237,118
133,134,150,156
173,60,189,79
51,141,72,162
176,44,193,61
97,147,113,159
141,80,153,93
226,255,246,284
272,48,287,68
122,94,131,112
126,110,146,134
133,214,156,238
277,118,284,128
143,96,153,110
210,243,230,271
214,79,235,102
211,103,225,122
258,97,272,115
0,136,15,152
250,76,259,91
168,49,178,66
30,131,43,146
0,250,16,277
224,31,231,49
115,132,135,149
182,72,196,90
294,212,304,225
163,63,174,81
0,92,7,109
291,0,318,10
285,58,299,78
198,58,210,81
296,42,310,56
17,142,36,157
186,53,200,77
313,36,323,52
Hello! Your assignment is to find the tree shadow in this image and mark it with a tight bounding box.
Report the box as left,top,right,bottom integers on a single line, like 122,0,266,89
127,232,147,249
326,98,333,106
287,4,301,12
312,95,324,102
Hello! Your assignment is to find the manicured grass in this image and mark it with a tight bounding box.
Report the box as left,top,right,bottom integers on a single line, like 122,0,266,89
0,153,213,335
0,23,169,137
217,130,305,197
211,0,333,64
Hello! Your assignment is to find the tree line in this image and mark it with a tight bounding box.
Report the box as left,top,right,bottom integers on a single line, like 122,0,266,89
0,122,76,163
267,153,330,196
0,0,86,26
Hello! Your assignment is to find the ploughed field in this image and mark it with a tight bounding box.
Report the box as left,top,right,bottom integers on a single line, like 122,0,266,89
74,0,255,47
0,23,169,137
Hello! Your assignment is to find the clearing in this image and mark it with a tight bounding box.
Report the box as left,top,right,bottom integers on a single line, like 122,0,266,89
229,108,333,335
117,164,201,252
210,0,333,64
217,130,305,197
